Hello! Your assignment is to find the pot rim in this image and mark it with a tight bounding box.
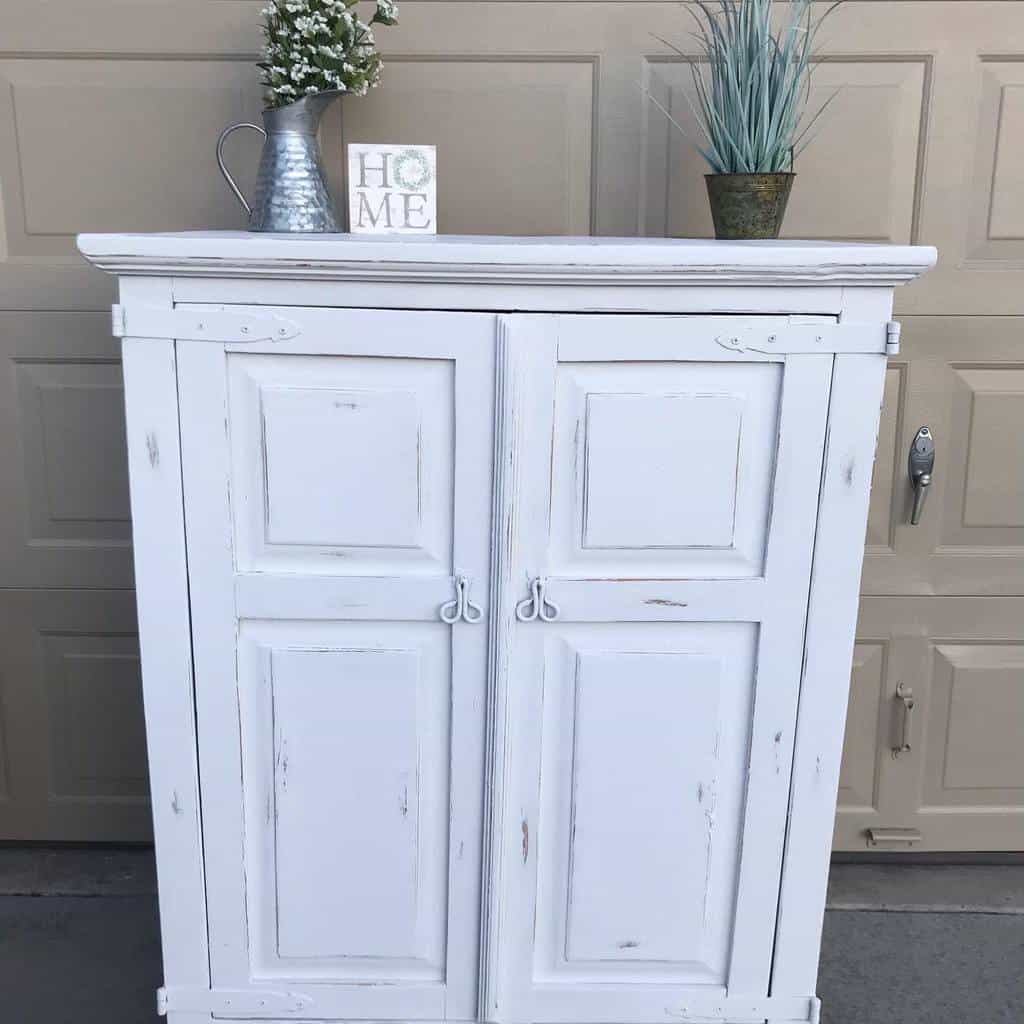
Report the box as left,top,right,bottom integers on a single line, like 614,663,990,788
704,171,796,181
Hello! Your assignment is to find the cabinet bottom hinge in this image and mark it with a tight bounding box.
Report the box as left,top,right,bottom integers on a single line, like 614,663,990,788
664,994,820,1022
156,985,314,1016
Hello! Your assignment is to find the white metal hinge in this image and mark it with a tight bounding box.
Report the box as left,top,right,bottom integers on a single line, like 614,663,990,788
111,304,300,343
714,322,892,355
885,320,901,355
156,985,313,1016
663,995,820,1021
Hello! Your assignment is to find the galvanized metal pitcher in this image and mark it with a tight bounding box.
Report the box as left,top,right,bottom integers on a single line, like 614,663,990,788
216,91,343,232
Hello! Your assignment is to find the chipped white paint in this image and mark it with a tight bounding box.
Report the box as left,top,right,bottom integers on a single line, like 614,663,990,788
485,317,833,1022
118,276,209,1024
79,232,931,1024
78,233,935,287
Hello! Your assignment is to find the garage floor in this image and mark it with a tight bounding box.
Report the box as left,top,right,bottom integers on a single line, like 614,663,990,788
1,850,1021,1024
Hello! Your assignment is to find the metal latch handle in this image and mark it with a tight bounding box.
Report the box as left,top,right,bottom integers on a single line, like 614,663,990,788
515,577,560,622
908,426,935,525
439,575,483,624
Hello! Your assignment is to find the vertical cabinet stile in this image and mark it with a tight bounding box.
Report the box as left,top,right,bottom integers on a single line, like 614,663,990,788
120,326,211,1024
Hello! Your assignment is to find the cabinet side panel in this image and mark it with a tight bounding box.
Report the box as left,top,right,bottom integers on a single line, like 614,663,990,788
771,353,887,999
121,313,210,1021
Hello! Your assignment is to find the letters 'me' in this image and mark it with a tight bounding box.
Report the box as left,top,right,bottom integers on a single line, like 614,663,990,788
356,192,432,231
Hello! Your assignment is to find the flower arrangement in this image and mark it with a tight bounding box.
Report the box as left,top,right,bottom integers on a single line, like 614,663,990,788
648,0,839,174
259,0,399,109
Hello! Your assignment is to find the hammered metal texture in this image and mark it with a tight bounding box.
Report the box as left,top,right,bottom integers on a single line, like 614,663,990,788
704,173,795,240
249,92,343,233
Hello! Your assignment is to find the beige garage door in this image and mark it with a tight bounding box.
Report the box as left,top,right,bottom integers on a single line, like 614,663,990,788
0,2,1020,847
836,318,1024,851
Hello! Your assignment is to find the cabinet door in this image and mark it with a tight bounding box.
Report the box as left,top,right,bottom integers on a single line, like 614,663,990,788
483,315,833,1023
177,308,494,1020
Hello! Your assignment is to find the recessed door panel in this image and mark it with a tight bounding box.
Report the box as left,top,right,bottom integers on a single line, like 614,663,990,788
550,361,782,578
230,353,453,575
837,598,1024,852
533,625,756,985
239,622,449,978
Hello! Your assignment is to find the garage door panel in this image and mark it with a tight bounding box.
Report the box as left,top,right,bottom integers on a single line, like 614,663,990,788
836,598,1024,852
0,589,150,842
862,317,1024,596
0,312,133,590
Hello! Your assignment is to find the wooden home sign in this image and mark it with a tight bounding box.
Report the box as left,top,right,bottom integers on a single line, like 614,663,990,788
347,143,437,234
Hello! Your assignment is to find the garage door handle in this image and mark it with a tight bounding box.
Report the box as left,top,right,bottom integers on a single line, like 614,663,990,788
892,682,915,757
908,426,934,525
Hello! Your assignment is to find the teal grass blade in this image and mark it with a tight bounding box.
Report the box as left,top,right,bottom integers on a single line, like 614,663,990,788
648,0,842,174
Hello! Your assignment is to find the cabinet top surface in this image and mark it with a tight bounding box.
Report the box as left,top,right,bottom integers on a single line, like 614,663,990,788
77,231,935,288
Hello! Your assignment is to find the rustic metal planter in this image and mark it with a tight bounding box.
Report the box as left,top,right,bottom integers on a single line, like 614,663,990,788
705,172,795,240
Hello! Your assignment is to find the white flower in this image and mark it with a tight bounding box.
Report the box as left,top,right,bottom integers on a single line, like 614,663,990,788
259,0,395,107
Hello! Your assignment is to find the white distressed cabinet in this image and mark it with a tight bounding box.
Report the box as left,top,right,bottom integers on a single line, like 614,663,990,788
78,233,933,1024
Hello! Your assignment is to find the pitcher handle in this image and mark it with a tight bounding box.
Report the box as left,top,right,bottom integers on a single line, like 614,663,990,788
216,122,266,217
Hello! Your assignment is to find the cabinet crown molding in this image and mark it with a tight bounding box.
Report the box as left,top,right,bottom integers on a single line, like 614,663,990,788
78,232,936,289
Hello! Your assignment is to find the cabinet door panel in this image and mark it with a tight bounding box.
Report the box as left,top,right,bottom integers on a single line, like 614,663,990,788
230,353,453,574
533,624,756,985
178,307,494,1020
238,621,449,978
485,315,833,1023
549,360,782,577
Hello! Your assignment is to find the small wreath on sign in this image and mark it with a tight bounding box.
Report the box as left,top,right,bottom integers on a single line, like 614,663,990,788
393,149,432,191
